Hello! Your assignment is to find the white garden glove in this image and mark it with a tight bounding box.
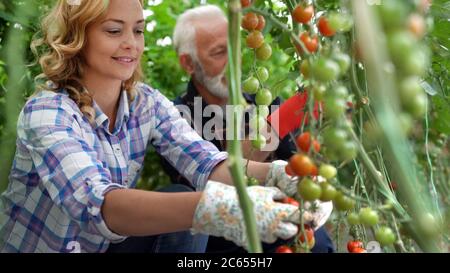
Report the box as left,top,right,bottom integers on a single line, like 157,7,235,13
266,160,298,196
191,181,300,249
266,160,333,231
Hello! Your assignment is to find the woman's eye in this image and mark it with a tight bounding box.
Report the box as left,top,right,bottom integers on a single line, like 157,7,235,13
135,29,144,35
106,29,121,35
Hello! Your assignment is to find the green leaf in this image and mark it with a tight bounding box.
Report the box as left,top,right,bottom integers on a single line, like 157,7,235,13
431,95,450,134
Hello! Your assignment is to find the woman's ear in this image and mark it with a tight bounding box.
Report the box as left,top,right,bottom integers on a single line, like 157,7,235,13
179,54,195,75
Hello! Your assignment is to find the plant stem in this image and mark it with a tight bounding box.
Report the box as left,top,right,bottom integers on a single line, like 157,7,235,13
227,0,262,253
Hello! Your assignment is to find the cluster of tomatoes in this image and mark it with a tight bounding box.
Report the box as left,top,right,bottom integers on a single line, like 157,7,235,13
378,0,431,132
347,207,397,247
286,132,355,211
290,3,359,163
275,196,316,253
240,0,275,150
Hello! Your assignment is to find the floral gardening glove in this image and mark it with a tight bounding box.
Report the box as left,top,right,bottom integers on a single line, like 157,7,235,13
265,160,333,230
191,181,300,249
266,160,298,196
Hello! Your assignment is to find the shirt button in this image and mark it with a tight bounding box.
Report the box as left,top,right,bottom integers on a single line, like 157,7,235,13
114,147,121,155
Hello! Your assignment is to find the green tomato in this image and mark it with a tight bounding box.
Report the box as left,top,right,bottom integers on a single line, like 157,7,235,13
407,92,427,118
324,98,346,119
399,77,423,105
312,58,340,83
378,0,408,29
399,113,413,135
280,87,295,100
418,213,443,237
255,88,273,106
252,134,267,149
243,77,260,94
339,141,358,161
300,59,310,78
403,47,429,77
399,77,427,118
347,212,360,225
256,43,273,61
298,178,322,201
246,176,260,187
333,192,355,211
375,226,396,246
387,31,416,66
330,85,349,99
359,207,379,227
323,128,348,148
319,182,337,202
328,12,353,32
256,67,269,82
319,164,337,179
313,85,327,101
332,53,351,75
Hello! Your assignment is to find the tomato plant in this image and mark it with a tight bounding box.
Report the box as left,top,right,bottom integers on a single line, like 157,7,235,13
231,0,448,253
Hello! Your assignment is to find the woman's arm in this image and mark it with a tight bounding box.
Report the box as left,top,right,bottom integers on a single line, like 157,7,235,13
102,189,202,236
208,159,270,186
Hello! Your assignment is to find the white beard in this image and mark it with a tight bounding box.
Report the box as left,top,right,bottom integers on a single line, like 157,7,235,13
194,62,229,100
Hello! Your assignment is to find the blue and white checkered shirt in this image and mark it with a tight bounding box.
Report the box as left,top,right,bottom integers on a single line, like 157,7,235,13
0,83,228,253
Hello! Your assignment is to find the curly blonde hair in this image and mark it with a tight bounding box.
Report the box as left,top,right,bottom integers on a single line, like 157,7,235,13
31,0,144,123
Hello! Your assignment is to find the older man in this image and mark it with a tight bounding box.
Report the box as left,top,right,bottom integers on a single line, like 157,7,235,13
160,5,334,253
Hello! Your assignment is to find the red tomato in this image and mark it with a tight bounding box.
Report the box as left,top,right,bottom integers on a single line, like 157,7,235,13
351,247,366,253
312,140,321,153
298,225,315,249
318,16,336,37
347,240,364,252
289,154,315,177
241,0,252,8
296,132,312,152
292,5,314,24
296,132,321,153
275,245,294,253
285,164,296,176
310,164,318,176
299,32,319,53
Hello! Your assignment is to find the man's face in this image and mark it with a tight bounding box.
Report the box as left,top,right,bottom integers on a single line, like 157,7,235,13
193,17,228,99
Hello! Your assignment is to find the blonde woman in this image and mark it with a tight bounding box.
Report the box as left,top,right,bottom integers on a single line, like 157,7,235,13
0,0,328,253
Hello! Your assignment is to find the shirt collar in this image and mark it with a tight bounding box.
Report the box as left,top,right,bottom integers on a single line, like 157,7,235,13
93,90,130,132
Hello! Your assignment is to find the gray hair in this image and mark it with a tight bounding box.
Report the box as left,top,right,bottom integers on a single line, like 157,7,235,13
173,5,227,58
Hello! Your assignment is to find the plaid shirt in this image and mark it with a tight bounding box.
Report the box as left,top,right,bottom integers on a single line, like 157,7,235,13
0,83,227,253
